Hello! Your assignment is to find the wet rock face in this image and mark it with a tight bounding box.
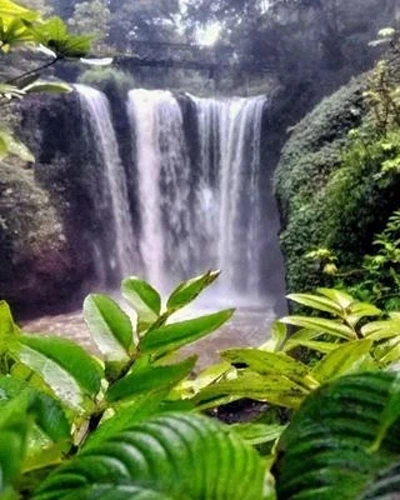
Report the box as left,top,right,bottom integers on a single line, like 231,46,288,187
0,162,80,314
0,94,96,316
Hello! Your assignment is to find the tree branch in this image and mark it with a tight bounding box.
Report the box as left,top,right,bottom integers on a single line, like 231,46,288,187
6,57,60,85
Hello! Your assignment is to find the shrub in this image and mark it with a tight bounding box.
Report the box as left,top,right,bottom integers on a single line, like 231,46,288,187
275,73,400,296
79,67,135,98
1,274,400,498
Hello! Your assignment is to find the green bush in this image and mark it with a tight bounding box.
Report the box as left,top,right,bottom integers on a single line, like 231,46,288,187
2,277,400,498
79,67,135,97
275,73,400,296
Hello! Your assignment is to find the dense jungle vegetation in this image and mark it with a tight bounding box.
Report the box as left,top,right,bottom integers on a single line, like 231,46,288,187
1,0,400,499
275,30,400,311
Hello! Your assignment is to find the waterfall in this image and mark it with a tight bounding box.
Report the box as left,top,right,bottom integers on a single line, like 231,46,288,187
127,90,267,296
70,85,277,299
127,90,193,292
75,84,136,281
194,96,266,293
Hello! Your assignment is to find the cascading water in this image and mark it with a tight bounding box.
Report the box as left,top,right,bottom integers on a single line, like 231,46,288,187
194,96,266,294
127,90,193,292
128,90,267,296
72,85,283,303
23,86,287,365
75,84,136,281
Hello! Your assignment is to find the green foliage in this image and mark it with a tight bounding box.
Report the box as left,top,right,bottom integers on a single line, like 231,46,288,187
364,30,400,133
275,78,367,293
194,288,400,417
0,271,246,498
0,395,30,498
2,272,400,498
28,16,93,59
279,289,400,365
121,276,161,332
360,209,400,309
68,0,110,51
311,209,400,311
34,413,265,500
79,67,135,97
275,73,400,298
83,294,133,362
274,372,400,500
167,270,220,312
0,0,94,163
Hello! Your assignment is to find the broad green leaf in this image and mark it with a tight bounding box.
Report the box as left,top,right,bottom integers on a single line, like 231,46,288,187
346,302,381,327
122,277,161,331
361,462,400,499
24,81,71,94
231,423,287,446
195,371,309,410
370,374,400,452
139,309,234,356
12,346,81,412
284,339,339,354
275,372,400,500
280,315,355,340
0,127,34,162
85,390,171,449
0,0,38,29
287,292,343,316
222,348,318,390
106,357,196,403
0,397,30,494
28,17,93,59
282,327,339,354
0,15,34,49
260,321,287,352
84,294,133,361
22,441,68,474
362,319,400,341
379,340,400,365
11,336,103,411
167,270,220,312
10,361,57,399
33,413,266,500
0,301,19,354
186,361,231,395
317,288,354,309
0,376,70,447
312,340,375,382
18,336,103,397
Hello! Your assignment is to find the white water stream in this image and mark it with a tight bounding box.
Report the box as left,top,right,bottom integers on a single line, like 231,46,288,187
128,90,267,296
76,84,137,279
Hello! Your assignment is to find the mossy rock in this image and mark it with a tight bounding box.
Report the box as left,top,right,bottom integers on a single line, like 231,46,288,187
274,75,400,294
275,77,366,218
0,162,79,312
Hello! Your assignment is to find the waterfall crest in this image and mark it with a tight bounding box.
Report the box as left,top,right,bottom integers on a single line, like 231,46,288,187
75,84,136,281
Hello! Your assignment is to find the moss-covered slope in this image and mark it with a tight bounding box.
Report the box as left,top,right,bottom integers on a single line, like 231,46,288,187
274,76,400,293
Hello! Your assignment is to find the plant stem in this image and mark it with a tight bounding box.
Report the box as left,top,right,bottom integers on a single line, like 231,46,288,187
6,57,60,85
